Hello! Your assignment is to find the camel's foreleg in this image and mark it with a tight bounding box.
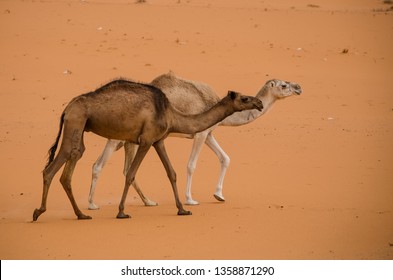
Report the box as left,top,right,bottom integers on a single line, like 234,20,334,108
205,133,229,202
154,140,191,216
124,142,158,207
117,142,151,219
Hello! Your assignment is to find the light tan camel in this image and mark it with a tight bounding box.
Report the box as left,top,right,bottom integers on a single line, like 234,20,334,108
32,79,263,221
87,72,302,209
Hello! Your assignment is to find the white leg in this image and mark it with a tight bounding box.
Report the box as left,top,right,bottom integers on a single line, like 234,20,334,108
205,133,230,202
185,131,209,205
123,142,157,206
88,139,122,210
132,180,158,206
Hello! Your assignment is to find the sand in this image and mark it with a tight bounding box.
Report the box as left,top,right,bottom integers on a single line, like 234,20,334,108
0,0,392,260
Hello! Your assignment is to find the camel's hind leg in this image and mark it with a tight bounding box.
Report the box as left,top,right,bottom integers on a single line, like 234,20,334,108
61,159,91,220
33,151,68,221
88,139,123,210
60,130,91,219
185,130,209,205
34,116,90,221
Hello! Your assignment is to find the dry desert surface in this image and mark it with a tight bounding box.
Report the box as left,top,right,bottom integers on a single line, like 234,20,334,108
0,0,392,259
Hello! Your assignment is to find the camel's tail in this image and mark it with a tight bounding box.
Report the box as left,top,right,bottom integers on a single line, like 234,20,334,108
44,112,65,169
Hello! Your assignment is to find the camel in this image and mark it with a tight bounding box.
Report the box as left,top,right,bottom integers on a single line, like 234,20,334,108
32,79,263,221
87,72,302,210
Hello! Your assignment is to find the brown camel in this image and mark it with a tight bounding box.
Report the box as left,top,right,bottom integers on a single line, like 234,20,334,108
32,79,263,221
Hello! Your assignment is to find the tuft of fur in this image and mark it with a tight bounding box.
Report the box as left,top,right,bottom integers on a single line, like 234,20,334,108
45,112,65,169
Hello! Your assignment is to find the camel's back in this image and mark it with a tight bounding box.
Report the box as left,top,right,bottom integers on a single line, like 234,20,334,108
151,72,220,114
64,80,171,141
76,79,169,115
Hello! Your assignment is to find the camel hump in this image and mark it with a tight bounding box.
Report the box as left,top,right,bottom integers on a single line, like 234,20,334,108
93,79,167,100
151,72,220,114
64,79,170,123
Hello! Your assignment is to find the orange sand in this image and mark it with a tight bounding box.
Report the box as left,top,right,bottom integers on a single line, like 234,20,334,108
0,0,392,259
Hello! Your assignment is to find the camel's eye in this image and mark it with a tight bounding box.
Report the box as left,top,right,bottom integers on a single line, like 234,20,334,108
241,96,250,103
281,84,287,89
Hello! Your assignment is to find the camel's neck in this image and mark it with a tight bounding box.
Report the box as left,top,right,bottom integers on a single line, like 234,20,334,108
169,98,236,134
220,87,277,126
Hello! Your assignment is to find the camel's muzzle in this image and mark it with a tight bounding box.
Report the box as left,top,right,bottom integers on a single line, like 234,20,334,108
293,84,302,95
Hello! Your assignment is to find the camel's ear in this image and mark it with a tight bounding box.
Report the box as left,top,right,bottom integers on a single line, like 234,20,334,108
228,90,238,100
269,80,276,88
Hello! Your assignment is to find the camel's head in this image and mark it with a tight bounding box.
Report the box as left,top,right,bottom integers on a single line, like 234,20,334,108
228,91,264,111
266,79,302,99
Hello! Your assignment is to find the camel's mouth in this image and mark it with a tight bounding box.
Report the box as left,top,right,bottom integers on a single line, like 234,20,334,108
293,85,302,95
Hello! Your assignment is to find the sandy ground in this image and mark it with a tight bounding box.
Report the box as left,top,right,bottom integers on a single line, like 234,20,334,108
0,0,392,260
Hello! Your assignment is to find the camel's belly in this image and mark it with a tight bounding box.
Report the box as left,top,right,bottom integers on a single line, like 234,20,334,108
86,121,142,142
85,113,168,144
70,92,169,143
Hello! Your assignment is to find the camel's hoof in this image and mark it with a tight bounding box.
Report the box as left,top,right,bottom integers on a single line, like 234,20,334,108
213,194,225,202
88,203,100,210
116,213,131,219
144,200,158,207
78,214,92,220
177,209,192,216
185,199,199,205
33,208,43,221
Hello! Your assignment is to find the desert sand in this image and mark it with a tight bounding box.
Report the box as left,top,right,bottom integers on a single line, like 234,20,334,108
0,0,392,260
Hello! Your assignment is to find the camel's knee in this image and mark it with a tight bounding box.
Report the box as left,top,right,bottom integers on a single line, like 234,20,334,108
92,161,103,179
187,161,197,175
220,153,230,169
70,147,83,160
69,131,85,161
42,169,53,185
60,173,71,188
